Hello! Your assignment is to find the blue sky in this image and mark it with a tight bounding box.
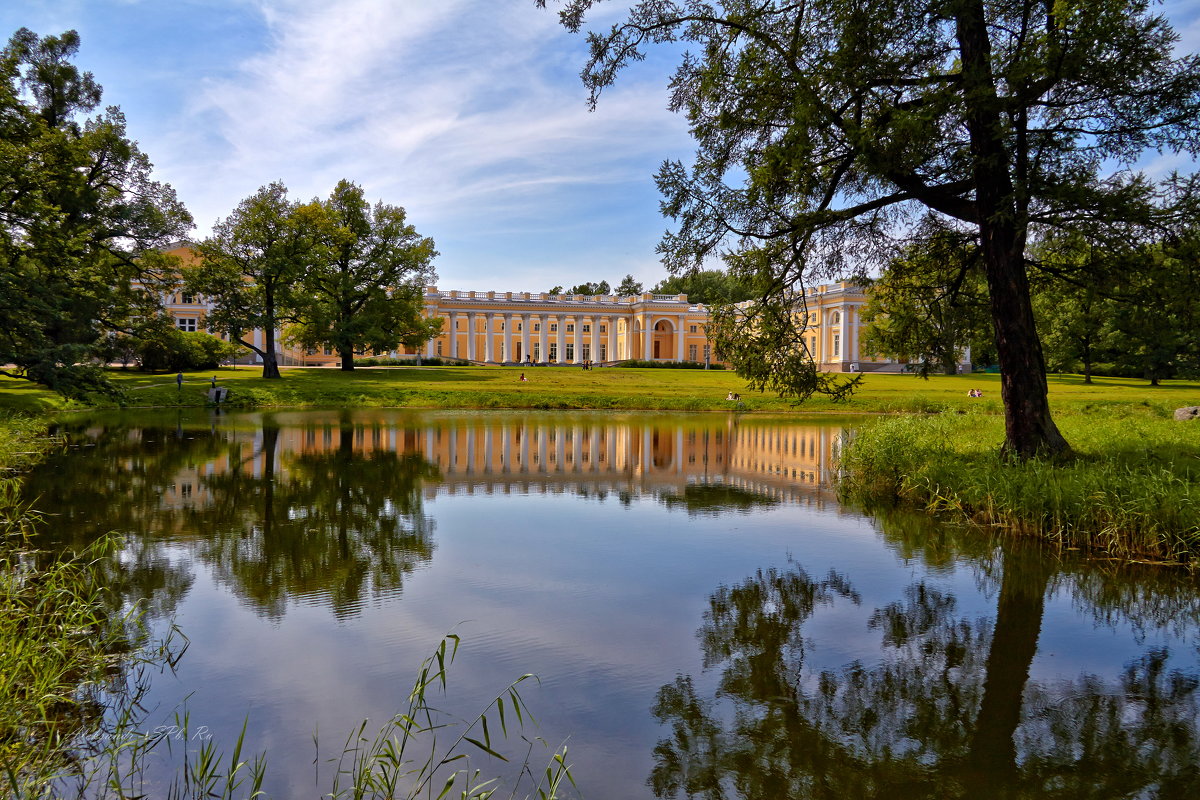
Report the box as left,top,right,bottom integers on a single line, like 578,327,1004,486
2,1,1198,292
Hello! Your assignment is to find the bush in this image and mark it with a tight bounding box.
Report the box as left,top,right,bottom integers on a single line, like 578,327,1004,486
611,359,725,370
137,330,241,372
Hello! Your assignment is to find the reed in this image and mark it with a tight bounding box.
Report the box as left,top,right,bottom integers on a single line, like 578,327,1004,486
838,410,1200,563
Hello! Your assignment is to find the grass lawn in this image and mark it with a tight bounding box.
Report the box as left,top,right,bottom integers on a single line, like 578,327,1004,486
0,364,1195,417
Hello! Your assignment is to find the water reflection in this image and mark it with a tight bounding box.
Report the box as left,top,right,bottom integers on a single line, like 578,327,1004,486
650,517,1200,799
21,410,1200,798
30,411,843,621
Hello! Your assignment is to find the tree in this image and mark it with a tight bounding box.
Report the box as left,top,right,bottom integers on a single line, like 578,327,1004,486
1030,234,1118,384
289,180,440,371
559,280,611,295
188,183,314,379
861,226,990,376
616,274,643,295
650,269,755,306
541,0,1200,457
0,29,192,398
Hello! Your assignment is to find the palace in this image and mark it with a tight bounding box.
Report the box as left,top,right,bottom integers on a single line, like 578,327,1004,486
159,243,967,371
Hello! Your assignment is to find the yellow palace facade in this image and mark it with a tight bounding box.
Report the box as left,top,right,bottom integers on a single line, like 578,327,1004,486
416,286,713,365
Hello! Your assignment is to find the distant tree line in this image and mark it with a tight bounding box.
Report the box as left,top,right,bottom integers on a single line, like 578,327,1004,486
862,219,1200,384
551,269,756,307
0,27,439,394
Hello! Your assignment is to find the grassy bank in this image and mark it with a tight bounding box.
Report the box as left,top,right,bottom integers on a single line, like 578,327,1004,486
838,409,1200,564
2,364,1196,416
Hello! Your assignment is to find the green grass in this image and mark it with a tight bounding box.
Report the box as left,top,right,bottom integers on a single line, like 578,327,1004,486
838,409,1200,563
1,365,1195,417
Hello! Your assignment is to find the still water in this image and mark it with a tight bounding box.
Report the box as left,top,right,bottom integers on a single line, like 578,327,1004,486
27,409,1200,798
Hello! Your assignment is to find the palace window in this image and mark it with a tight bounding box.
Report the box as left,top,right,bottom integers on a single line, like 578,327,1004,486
566,324,574,333
550,323,558,333
549,342,558,361
437,341,443,355
831,311,841,325
582,344,590,361
690,325,697,333
833,334,841,357
599,344,607,361
566,343,575,361
533,322,541,332
582,324,590,333
689,344,698,361
703,344,711,362
180,292,196,304
533,342,541,361
599,325,606,333
176,317,197,332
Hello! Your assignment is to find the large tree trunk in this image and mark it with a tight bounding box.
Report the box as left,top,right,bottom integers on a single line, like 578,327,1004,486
340,349,355,371
956,0,1068,459
261,323,282,380
261,295,282,379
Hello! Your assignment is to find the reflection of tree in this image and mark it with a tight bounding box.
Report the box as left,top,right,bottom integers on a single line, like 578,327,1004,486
658,484,780,517
194,416,439,619
651,545,1200,799
22,415,229,619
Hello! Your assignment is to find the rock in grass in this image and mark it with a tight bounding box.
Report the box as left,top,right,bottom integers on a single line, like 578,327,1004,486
1174,406,1200,421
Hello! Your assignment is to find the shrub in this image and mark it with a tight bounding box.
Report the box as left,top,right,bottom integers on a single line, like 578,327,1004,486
137,330,241,372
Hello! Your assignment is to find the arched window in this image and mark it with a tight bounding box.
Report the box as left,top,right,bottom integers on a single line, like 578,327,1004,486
831,311,841,325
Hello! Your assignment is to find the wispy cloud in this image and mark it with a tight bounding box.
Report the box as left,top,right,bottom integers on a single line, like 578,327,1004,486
161,0,691,289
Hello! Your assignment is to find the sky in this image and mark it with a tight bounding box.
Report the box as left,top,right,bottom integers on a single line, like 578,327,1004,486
2,1,1198,293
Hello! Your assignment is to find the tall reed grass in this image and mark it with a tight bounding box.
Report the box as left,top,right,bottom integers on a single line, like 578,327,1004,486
838,409,1200,563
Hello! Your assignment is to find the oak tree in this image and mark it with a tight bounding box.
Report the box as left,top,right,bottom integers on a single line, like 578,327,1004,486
290,180,439,371
541,0,1200,457
0,29,192,398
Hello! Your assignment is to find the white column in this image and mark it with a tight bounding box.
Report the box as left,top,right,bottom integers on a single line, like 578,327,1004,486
676,314,685,362
521,314,531,363
425,317,436,357
590,317,600,363
484,313,494,363
606,316,616,362
467,313,477,361
538,315,548,363
573,317,583,363
642,316,652,360
502,314,513,363
556,316,566,363
448,313,458,358
851,304,860,362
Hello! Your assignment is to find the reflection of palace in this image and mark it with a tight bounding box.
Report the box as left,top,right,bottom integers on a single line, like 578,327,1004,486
156,415,846,509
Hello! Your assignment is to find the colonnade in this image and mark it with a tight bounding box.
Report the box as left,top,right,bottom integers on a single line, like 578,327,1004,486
424,309,693,364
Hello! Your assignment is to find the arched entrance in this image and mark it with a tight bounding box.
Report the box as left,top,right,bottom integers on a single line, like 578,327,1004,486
652,319,676,361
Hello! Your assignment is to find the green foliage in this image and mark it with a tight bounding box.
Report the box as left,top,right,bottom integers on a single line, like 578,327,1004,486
648,269,755,306
615,274,642,295
289,180,440,371
543,0,1200,457
862,226,990,376
838,412,1200,562
188,182,315,379
612,359,724,369
0,28,192,399
135,327,241,372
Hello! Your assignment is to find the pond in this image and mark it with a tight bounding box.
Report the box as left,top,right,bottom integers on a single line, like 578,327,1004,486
26,409,1200,798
